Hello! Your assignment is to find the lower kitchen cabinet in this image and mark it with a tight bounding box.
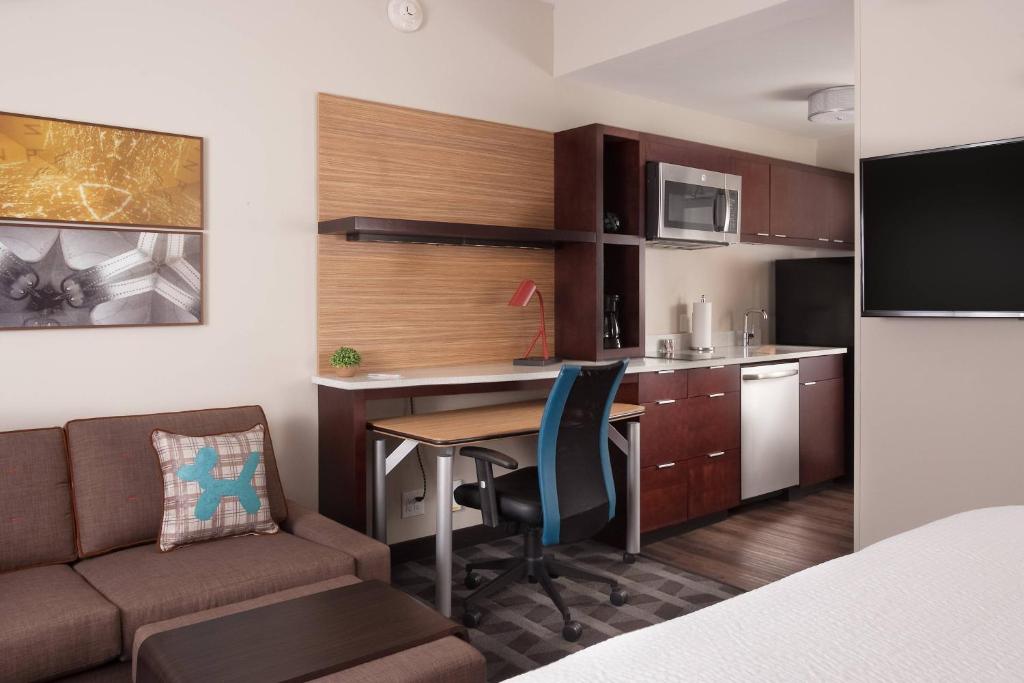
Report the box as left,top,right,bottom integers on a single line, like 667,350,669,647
686,449,741,519
639,400,689,468
639,462,688,532
799,377,845,486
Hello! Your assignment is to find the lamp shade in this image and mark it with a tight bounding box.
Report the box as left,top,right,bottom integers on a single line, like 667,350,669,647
508,279,538,307
808,85,855,123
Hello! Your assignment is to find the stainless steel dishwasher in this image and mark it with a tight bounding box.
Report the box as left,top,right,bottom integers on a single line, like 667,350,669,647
740,362,800,500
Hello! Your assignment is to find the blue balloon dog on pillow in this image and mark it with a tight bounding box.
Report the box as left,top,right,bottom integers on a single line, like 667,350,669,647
176,447,262,521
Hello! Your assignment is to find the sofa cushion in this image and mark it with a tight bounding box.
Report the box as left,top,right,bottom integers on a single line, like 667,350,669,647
0,427,77,572
0,564,121,683
66,406,288,557
74,532,357,655
152,425,278,551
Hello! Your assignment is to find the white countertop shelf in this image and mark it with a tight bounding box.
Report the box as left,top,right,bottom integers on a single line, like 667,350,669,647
313,345,847,391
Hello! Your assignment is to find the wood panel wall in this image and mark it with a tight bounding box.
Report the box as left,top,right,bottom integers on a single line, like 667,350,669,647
316,94,555,373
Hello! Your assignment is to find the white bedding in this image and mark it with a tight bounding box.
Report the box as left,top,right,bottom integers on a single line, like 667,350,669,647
511,506,1024,682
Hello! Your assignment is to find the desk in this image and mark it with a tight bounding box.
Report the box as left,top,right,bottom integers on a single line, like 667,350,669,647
368,400,645,617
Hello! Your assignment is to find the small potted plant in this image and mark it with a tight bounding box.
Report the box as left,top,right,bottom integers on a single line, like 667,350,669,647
330,346,362,378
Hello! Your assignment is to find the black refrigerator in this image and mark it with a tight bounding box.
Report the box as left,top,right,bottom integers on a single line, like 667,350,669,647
774,256,854,477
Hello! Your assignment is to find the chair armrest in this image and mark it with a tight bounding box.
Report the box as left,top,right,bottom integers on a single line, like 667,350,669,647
460,446,519,470
459,447,518,528
282,499,390,582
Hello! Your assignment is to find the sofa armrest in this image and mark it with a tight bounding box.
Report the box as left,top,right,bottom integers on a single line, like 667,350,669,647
282,499,390,582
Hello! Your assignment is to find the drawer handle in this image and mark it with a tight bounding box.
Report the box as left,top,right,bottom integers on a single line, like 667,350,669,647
708,392,726,398
817,237,829,242
803,381,817,386
833,239,845,243
656,462,676,469
656,399,676,405
775,234,788,238
657,370,675,375
756,232,770,237
707,451,725,458
709,365,725,370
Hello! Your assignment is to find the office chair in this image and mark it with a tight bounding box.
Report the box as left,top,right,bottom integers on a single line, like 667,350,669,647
454,361,629,642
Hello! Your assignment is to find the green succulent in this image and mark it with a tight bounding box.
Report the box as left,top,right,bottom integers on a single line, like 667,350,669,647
330,346,362,368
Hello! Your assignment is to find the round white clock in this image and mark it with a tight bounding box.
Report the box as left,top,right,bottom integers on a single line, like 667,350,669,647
387,0,424,32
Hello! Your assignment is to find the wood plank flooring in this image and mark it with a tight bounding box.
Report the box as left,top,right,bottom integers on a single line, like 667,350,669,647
644,483,853,591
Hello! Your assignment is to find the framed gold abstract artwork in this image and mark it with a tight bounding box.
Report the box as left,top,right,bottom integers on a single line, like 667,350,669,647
0,112,203,229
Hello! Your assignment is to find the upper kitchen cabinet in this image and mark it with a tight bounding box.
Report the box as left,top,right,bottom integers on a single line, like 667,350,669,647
768,164,854,247
731,157,771,238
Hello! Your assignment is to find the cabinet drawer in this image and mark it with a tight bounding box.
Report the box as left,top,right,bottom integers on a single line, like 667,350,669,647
685,393,740,458
639,399,688,468
800,354,844,382
638,369,688,403
687,449,740,519
640,462,688,532
688,364,740,397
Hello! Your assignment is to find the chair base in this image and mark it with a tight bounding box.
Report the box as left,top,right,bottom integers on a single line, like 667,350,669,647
461,528,627,641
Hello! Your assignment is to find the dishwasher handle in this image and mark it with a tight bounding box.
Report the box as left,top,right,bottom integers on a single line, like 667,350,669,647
742,368,799,381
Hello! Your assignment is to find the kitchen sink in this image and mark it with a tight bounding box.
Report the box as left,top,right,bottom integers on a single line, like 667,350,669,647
739,345,811,357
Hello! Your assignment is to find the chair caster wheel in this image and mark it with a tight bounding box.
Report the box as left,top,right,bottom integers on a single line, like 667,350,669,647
528,575,538,584
622,552,637,564
462,607,483,629
464,572,482,589
562,620,583,642
610,588,628,606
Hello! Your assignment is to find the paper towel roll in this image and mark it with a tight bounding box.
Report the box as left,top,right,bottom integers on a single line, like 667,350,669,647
691,296,713,350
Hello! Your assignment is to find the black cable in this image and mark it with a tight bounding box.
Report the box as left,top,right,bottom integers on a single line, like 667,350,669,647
408,397,427,503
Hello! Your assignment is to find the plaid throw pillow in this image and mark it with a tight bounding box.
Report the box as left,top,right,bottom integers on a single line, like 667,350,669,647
151,425,278,551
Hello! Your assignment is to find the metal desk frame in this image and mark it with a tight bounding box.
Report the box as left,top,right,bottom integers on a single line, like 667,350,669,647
370,419,640,618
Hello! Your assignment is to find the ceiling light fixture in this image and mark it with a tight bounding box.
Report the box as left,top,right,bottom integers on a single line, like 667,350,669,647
808,85,854,123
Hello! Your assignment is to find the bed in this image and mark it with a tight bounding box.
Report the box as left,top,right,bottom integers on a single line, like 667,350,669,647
511,506,1024,681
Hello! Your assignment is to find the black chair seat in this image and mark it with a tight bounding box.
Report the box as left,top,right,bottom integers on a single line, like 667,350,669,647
454,467,542,526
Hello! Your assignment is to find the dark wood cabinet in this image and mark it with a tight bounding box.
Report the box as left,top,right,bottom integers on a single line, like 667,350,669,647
685,393,741,459
688,364,740,397
799,378,845,486
687,449,741,519
770,164,831,242
640,462,688,532
732,157,770,238
639,400,689,468
769,163,855,247
638,369,688,403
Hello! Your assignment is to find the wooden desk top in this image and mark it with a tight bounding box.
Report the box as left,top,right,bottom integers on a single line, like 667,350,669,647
368,400,644,446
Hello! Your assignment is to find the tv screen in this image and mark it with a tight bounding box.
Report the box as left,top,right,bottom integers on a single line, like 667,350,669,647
861,137,1024,317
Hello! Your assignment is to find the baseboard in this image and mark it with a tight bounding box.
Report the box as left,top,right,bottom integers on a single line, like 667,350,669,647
389,523,516,565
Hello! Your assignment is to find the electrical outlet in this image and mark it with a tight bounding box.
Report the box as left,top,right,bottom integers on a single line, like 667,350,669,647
402,490,425,518
452,479,463,512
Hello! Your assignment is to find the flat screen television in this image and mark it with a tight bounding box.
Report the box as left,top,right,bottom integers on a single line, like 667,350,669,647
861,136,1024,318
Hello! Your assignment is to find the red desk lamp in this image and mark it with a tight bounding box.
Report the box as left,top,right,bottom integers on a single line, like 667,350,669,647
509,279,560,366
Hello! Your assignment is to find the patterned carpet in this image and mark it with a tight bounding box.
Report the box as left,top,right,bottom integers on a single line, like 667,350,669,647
392,538,744,681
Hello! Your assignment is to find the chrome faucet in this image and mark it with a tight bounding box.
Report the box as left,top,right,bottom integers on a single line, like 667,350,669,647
743,308,768,348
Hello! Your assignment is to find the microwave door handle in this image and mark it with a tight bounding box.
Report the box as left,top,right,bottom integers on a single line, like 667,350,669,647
711,188,719,231
714,189,727,232
722,190,732,233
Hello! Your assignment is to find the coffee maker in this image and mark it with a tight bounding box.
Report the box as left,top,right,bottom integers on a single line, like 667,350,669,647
603,294,622,349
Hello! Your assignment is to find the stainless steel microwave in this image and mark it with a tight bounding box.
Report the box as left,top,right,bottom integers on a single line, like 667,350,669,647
646,162,742,249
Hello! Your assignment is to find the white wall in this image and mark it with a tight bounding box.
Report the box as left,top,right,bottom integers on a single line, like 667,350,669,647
1,0,825,541
553,0,789,75
855,0,1024,547
816,133,855,172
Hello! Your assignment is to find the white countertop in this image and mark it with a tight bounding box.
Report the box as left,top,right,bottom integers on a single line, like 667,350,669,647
312,345,847,391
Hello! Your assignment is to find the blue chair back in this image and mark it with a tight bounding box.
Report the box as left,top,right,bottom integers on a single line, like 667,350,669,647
536,361,627,546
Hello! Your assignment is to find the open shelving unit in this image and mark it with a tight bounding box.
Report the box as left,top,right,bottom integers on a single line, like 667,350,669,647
554,125,646,361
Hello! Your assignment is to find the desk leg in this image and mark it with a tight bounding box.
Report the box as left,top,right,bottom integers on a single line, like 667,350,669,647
435,448,454,617
625,420,641,563
373,439,387,544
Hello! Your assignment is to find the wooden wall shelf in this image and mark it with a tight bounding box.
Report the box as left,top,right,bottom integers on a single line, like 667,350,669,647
319,216,596,249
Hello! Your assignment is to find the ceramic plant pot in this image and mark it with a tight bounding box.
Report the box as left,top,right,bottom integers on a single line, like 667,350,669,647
334,365,359,378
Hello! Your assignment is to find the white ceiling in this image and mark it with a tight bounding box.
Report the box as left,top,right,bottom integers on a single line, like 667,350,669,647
563,0,854,139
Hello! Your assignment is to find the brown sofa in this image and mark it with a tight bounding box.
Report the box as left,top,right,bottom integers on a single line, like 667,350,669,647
0,406,484,683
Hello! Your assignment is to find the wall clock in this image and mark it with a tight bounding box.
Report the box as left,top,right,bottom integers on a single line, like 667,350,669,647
387,0,424,32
